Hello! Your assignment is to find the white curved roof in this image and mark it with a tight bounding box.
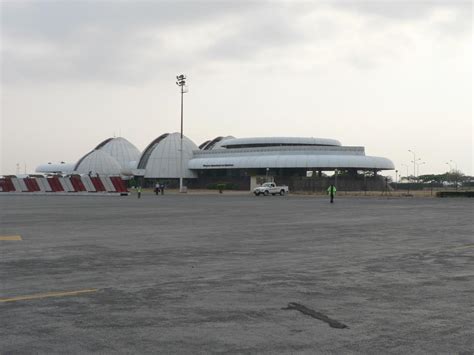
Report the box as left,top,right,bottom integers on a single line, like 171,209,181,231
35,162,75,174
220,137,341,148
139,132,198,178
75,150,122,176
96,137,141,170
212,136,235,149
189,154,394,170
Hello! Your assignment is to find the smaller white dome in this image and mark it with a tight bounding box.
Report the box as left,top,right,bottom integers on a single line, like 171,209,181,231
75,150,122,176
96,137,141,170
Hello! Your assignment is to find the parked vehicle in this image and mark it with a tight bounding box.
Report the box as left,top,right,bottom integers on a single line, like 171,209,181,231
253,182,289,196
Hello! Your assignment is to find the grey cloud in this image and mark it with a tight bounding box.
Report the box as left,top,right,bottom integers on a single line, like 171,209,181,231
1,1,255,40
1,1,262,84
1,1,470,85
204,13,305,61
330,0,471,21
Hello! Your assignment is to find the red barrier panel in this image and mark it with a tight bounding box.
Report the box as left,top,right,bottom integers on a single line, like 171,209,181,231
22,178,34,192
31,178,41,192
109,177,128,193
24,178,40,192
0,177,16,192
70,175,86,192
47,176,64,192
90,177,106,192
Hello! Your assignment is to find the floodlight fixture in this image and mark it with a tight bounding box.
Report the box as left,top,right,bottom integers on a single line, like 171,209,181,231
176,74,188,193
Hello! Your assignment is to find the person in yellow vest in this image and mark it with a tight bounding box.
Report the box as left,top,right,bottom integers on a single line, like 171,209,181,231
137,185,142,199
327,184,336,203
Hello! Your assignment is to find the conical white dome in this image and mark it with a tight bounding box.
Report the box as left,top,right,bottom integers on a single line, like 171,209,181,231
138,132,198,178
75,150,122,176
94,137,140,170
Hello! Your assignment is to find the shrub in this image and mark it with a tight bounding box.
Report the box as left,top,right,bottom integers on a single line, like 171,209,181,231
436,191,474,198
206,183,237,190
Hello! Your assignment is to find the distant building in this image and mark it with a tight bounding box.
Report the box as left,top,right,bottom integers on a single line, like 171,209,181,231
36,137,140,178
188,136,394,189
35,134,395,190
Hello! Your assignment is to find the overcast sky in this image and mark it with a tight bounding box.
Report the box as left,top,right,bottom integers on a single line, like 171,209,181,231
1,0,472,177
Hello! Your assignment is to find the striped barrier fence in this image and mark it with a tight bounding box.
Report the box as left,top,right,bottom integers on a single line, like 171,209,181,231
0,175,128,195
0,177,16,192
10,177,22,192
100,176,116,192
90,176,106,192
47,176,64,192
36,176,53,192
70,175,87,192
80,175,96,192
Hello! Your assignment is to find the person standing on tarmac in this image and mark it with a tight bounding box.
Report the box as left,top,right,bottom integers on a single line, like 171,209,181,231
137,185,142,199
327,184,336,203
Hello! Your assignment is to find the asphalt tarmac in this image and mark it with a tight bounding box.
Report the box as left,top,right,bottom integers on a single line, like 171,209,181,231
1,193,473,354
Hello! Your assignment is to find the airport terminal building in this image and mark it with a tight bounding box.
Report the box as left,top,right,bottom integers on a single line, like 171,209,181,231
187,136,394,190
35,134,394,191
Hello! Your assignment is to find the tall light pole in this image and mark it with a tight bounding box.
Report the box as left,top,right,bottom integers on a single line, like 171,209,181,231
408,149,419,178
401,163,409,181
401,164,409,194
450,159,458,171
450,160,459,190
176,74,187,192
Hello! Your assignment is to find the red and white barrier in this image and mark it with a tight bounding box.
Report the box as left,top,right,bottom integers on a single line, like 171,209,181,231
80,175,96,192
90,176,106,192
60,177,75,192
100,176,116,192
36,177,52,192
0,177,16,192
48,176,64,192
10,177,22,192
0,175,128,196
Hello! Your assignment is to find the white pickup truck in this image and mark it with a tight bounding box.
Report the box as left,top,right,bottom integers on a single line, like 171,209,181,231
253,182,289,196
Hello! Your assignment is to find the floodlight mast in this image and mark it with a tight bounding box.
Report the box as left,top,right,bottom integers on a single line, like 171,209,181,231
401,163,409,180
450,159,458,171
408,149,421,179
176,74,187,192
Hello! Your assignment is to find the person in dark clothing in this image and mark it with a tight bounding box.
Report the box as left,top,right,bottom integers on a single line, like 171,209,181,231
327,184,336,203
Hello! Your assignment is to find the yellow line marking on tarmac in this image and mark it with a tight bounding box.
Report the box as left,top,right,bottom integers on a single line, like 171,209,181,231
0,288,98,303
0,235,22,241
